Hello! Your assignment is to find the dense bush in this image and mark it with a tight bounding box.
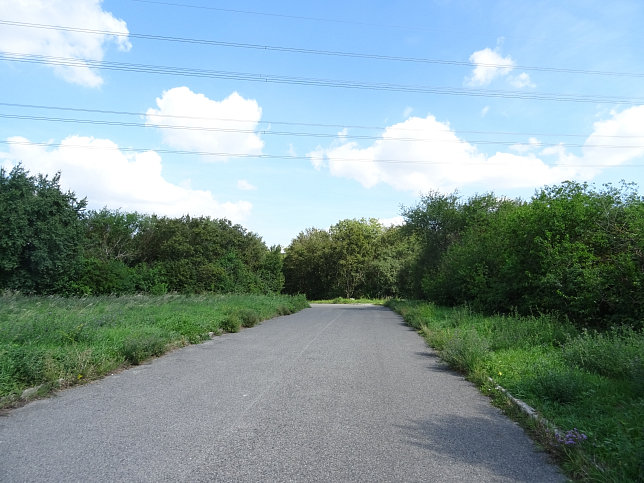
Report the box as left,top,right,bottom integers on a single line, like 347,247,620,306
0,166,285,296
0,166,87,294
403,182,644,329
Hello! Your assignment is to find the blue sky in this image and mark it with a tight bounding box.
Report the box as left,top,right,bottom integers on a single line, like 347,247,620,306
2,0,644,247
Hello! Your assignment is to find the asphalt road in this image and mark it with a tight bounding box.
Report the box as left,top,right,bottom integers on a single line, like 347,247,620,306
0,304,564,482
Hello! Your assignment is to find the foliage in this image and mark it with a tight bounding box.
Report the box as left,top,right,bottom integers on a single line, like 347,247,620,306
387,300,644,482
283,219,418,299
0,165,87,294
133,215,283,295
402,181,644,329
0,293,309,406
283,228,335,299
82,208,144,263
0,167,286,297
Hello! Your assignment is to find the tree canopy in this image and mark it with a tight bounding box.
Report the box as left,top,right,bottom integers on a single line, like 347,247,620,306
283,218,417,299
0,166,284,296
0,166,86,293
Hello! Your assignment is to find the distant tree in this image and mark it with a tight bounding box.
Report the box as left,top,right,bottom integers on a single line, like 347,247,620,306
258,245,285,294
283,219,413,299
329,218,382,298
0,165,86,293
283,228,334,299
363,224,420,298
401,191,465,297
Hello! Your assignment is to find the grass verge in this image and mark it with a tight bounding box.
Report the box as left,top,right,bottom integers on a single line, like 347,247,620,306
0,292,308,409
386,299,644,482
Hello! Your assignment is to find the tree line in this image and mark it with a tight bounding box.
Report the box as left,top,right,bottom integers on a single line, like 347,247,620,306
0,166,283,296
282,182,643,329
2,165,642,329
282,218,417,300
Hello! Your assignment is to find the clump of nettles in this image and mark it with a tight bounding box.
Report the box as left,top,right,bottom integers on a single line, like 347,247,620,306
556,428,587,446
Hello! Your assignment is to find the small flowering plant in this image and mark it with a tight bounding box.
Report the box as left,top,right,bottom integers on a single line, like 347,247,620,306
556,428,588,446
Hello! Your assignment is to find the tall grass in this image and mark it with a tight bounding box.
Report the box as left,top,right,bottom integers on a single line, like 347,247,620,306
0,292,308,406
386,299,644,482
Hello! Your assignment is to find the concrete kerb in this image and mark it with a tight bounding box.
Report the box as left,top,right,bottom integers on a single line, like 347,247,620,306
488,376,562,439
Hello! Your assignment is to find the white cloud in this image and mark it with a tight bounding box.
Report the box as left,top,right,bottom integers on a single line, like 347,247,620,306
307,146,326,170
0,0,131,87
509,72,536,89
403,106,414,118
146,87,264,161
481,106,490,117
1,135,252,222
379,216,405,227
467,47,514,86
237,179,256,191
537,106,644,182
308,114,611,193
582,105,644,167
466,47,534,89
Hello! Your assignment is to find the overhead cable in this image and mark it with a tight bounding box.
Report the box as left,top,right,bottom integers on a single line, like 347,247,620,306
2,112,643,149
1,102,642,140
2,52,642,105
2,20,642,78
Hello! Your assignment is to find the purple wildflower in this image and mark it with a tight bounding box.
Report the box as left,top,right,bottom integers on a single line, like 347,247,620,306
556,428,587,446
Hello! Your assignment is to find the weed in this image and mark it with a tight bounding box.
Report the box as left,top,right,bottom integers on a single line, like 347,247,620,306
237,308,261,328
562,326,644,383
524,367,596,405
219,314,242,333
120,330,167,365
440,329,490,373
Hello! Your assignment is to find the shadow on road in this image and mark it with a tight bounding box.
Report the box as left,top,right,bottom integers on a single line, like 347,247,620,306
396,415,562,482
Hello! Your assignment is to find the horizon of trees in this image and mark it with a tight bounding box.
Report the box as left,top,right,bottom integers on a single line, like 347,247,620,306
2,164,642,330
283,182,643,329
1,165,283,296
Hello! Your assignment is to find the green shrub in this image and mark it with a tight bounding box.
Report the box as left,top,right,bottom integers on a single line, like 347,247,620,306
220,314,241,333
277,305,293,316
237,308,261,328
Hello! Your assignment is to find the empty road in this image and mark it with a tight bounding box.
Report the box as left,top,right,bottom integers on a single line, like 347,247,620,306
0,304,563,482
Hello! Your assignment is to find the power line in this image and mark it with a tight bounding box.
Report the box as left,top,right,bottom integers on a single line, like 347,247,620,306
3,52,642,105
1,102,642,141
2,112,643,149
2,139,642,167
128,0,437,32
2,20,642,78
